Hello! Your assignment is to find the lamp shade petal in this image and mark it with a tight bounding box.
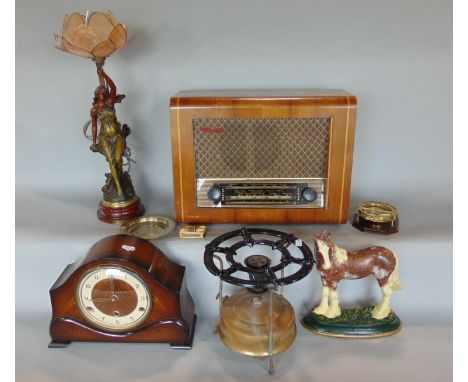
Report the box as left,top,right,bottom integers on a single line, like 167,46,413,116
108,24,127,49
87,12,115,41
73,25,102,52
91,40,117,59
63,13,85,44
106,12,119,27
55,34,93,58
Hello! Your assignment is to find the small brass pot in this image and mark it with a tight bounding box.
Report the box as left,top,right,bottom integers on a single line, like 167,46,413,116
352,201,399,235
218,289,296,357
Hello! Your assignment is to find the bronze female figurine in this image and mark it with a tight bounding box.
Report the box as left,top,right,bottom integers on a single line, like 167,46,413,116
55,11,144,223
87,62,144,222
90,64,129,200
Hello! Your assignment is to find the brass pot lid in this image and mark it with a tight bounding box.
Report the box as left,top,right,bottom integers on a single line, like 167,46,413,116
120,214,176,240
356,201,397,223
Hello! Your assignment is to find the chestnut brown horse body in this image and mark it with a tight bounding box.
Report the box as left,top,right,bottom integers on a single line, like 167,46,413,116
312,231,403,319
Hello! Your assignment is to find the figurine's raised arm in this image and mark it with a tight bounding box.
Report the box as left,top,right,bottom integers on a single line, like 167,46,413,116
98,67,117,106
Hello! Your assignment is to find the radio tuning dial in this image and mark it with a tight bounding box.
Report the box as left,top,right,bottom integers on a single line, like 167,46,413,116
302,187,318,203
207,186,222,201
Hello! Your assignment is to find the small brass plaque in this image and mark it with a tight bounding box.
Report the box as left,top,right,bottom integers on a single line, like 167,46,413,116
179,225,206,239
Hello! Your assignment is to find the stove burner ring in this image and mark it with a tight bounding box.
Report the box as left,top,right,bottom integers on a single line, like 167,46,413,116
245,255,271,270
204,227,314,288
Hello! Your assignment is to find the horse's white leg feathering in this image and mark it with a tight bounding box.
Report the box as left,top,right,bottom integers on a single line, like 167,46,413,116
388,252,404,291
372,283,393,319
313,286,330,315
372,252,403,319
325,288,341,318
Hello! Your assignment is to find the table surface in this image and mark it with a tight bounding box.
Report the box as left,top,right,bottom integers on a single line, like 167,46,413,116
16,189,453,381
16,314,452,382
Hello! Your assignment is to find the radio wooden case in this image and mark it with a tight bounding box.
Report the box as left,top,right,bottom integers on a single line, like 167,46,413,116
170,90,357,224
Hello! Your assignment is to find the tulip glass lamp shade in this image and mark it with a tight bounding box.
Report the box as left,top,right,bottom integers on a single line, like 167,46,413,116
55,11,127,60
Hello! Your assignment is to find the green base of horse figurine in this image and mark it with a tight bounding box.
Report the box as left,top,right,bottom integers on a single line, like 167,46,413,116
301,306,402,338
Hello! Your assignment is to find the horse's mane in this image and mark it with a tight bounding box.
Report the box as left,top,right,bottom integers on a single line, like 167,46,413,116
315,239,332,269
315,237,348,268
332,244,348,265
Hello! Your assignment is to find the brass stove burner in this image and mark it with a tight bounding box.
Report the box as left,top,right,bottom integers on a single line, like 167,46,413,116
218,289,296,357
204,228,314,375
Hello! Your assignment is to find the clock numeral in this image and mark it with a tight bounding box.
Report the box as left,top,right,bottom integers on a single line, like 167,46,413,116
129,316,134,321
85,284,91,288
135,284,140,289
115,320,120,324
141,296,146,301
101,317,105,321
94,275,99,280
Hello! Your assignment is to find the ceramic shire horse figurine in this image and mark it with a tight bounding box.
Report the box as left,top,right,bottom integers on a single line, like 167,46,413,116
312,231,403,320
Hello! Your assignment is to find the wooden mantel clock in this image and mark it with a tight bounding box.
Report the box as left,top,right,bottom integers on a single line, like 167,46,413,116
49,234,196,349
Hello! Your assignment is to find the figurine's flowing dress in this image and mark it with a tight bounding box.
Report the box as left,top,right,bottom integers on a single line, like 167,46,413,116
98,109,125,197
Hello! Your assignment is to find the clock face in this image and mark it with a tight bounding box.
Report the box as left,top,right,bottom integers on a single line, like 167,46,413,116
75,266,152,332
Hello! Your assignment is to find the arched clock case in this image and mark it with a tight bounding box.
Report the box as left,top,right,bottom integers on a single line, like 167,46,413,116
49,234,196,349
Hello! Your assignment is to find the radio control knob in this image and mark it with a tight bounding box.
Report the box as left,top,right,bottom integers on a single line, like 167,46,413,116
302,187,318,202
207,186,222,201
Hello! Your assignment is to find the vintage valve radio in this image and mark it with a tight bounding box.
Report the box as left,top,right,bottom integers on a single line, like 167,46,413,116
204,228,314,375
170,90,357,223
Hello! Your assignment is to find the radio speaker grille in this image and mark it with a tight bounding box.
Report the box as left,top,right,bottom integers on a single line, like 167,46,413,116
193,118,331,179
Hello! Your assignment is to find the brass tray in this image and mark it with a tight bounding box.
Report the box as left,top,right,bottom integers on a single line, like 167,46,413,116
120,215,176,240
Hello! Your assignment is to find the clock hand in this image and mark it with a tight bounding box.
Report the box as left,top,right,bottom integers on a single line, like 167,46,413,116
91,297,113,303
109,277,115,295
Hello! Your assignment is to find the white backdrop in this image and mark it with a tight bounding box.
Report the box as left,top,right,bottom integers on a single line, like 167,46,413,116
16,1,452,381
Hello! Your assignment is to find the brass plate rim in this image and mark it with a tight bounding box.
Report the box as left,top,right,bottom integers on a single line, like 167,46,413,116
101,196,138,208
120,214,176,240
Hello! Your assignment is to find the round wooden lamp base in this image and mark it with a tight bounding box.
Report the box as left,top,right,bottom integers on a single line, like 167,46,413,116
97,197,145,224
